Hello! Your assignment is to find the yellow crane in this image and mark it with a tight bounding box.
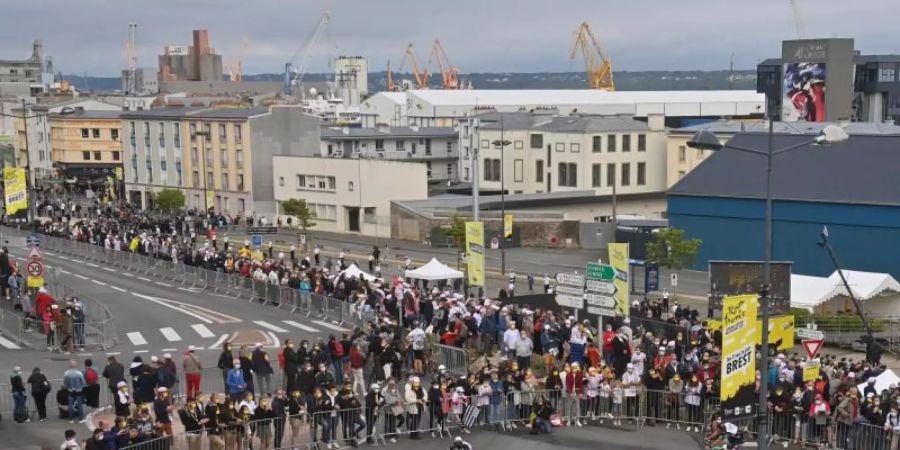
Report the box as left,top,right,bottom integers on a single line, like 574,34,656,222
570,22,615,91
429,40,460,90
399,44,430,89
386,60,395,91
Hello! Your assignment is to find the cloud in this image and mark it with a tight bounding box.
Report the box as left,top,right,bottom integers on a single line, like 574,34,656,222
0,0,895,76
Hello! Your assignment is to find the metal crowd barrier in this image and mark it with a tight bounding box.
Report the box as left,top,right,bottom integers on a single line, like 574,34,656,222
429,344,469,378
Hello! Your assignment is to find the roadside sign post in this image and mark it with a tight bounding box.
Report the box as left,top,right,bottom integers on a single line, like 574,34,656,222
26,245,44,288
555,272,585,316
671,273,678,288
802,339,824,359
585,262,617,317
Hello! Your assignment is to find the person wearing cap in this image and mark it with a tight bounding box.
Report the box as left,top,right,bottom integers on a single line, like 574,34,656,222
154,387,175,435
183,346,203,400
364,383,384,444
113,381,131,418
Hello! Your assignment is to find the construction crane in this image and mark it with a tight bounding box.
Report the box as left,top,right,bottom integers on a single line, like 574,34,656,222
386,60,396,91
228,37,250,82
428,40,460,90
570,22,615,91
789,0,807,39
125,23,137,94
398,44,430,89
283,10,332,95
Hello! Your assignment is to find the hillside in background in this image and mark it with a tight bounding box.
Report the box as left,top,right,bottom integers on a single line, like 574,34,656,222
63,70,757,93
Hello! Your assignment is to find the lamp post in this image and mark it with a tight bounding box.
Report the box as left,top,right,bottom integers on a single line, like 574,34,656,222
687,119,848,449
491,116,511,275
192,130,211,214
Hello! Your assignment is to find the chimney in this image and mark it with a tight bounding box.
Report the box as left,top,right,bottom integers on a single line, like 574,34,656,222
192,30,210,56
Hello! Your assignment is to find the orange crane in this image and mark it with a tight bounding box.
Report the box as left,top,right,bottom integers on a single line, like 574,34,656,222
398,44,430,89
386,60,396,91
570,22,615,91
428,40,460,89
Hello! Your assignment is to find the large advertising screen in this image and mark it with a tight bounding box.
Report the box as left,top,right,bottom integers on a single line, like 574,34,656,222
782,62,826,122
709,261,792,316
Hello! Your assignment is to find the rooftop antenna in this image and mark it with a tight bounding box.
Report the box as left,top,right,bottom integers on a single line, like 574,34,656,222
729,53,735,90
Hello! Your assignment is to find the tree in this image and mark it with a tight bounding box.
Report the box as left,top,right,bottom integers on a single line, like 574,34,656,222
447,214,467,251
280,198,316,231
645,227,702,271
153,189,185,215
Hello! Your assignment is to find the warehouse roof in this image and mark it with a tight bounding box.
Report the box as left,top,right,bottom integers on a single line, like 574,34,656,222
669,133,900,207
407,89,764,106
186,107,269,119
476,112,650,133
321,126,456,139
671,120,900,135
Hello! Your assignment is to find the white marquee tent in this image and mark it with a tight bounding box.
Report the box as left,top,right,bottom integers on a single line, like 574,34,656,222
405,257,464,281
340,264,381,282
791,270,900,314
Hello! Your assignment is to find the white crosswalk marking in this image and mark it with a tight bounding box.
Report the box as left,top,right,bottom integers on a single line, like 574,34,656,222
253,320,289,333
283,320,320,333
210,334,229,350
127,332,147,346
191,324,215,338
160,327,182,342
0,334,21,350
311,320,349,332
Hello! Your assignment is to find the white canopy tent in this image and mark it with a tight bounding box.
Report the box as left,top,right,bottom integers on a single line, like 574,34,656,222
857,369,900,395
340,264,381,282
405,257,464,281
790,270,900,314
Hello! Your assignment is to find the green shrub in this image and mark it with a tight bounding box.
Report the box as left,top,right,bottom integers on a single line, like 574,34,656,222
791,308,887,333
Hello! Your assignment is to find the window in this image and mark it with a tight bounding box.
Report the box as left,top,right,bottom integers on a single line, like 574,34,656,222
174,125,181,147
218,124,226,141
535,160,544,182
558,163,577,187
555,143,565,152
622,134,631,152
608,134,617,152
221,173,229,190
234,124,242,143
375,139,384,151
678,145,686,162
530,134,543,149
296,175,306,188
621,163,631,186
396,140,405,151
514,159,523,182
637,162,646,186
592,136,602,153
81,128,89,139
175,160,182,186
514,140,523,149
424,139,432,155
607,163,616,187
638,134,646,152
678,170,686,179
112,151,120,161
447,163,453,176
191,148,198,164
879,67,896,82
570,143,581,153
238,198,245,213
158,122,165,146
236,150,244,166
160,157,167,172
82,151,90,160
278,177,285,187
348,181,354,192
202,124,211,141
426,162,432,178
207,172,214,187
558,163,567,187
592,163,601,187
111,129,119,141
483,158,492,181
363,207,377,224
143,122,150,145
192,171,199,188
411,143,417,154
493,159,501,182
481,139,489,149
93,151,102,161
237,174,245,191
221,150,228,167
189,123,197,140
328,176,336,190
447,141,453,153
205,149,212,166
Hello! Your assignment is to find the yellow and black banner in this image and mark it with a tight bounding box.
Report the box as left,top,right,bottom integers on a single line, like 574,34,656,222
503,214,513,238
721,294,758,419
608,243,630,316
4,168,27,215
465,221,484,286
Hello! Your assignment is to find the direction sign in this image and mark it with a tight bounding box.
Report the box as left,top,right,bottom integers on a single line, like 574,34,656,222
586,262,615,282
555,294,585,309
586,279,616,295
796,327,825,341
27,247,43,260
26,234,41,247
555,272,584,286
584,293,616,308
671,273,678,288
555,285,586,296
587,306,613,316
802,339,824,359
247,226,278,234
250,234,263,248
26,260,44,278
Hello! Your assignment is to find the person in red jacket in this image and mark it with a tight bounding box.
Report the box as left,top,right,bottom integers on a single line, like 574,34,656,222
602,324,615,366
34,287,55,318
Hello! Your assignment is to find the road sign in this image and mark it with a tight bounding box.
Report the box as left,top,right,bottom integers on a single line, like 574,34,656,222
586,279,616,295
490,236,500,250
796,327,825,341
555,294,585,309
26,234,40,247
671,273,678,288
802,339,824,359
27,247,43,260
645,264,659,292
26,260,44,278
555,272,584,286
585,262,615,282
555,285,585,296
584,293,616,308
250,234,263,248
247,226,278,234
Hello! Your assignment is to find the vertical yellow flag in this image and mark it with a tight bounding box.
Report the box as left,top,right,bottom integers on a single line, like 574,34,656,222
721,294,758,419
503,214,513,238
4,168,27,215
607,243,629,316
205,189,215,210
465,221,484,286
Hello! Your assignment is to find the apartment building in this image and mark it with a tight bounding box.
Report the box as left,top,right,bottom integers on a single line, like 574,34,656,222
319,125,458,183
470,112,667,198
48,110,122,181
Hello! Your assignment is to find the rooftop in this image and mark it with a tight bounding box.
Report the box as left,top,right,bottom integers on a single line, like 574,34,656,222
476,111,651,132
49,110,121,120
121,107,207,119
668,133,900,207
398,190,664,215
406,89,764,106
320,126,457,139
186,107,269,119
670,119,900,135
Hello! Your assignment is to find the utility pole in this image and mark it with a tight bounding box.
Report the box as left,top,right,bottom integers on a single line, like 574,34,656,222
21,99,36,231
492,116,511,275
469,117,480,221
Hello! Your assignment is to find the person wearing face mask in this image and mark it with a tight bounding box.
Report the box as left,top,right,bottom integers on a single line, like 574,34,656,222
383,379,405,443
643,368,665,424
153,387,175,435
322,385,340,449
270,390,288,449
226,358,247,402
113,381,131,418
315,363,335,391
253,396,276,449
515,329,533,370
622,363,642,420
683,374,703,433
204,394,224,450
769,383,792,443
286,389,306,446
809,393,831,445
178,395,208,450
365,383,385,444
217,342,234,391
298,363,316,405
884,399,900,450
337,383,366,447
666,374,683,430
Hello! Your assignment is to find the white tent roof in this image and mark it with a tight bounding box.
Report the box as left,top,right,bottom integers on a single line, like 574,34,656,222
790,270,900,309
340,264,380,282
857,369,900,395
405,257,464,281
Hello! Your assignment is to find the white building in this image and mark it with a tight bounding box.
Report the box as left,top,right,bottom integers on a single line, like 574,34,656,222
360,92,407,127
319,125,458,183
334,56,368,99
464,112,668,199
272,156,428,236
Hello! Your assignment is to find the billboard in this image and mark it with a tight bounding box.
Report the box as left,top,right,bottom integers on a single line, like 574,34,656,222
465,222,484,286
709,261,792,315
721,294,758,419
4,167,27,215
608,243,630,316
782,62,826,122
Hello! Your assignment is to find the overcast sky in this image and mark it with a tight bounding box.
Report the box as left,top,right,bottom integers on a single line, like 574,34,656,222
2,0,897,76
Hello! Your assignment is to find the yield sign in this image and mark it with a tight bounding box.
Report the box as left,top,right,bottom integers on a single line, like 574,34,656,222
27,246,43,260
802,339,824,359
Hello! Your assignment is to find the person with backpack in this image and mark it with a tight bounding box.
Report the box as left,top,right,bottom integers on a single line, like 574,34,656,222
82,359,101,412
26,367,51,421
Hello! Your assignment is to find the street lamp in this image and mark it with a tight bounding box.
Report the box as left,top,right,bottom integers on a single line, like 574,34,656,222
687,119,848,450
192,130,211,214
491,115,511,275
0,101,76,230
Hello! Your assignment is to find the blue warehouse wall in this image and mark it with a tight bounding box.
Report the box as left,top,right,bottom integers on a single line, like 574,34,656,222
668,195,900,278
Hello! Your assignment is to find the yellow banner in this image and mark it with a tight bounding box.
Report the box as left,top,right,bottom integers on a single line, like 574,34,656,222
608,243,629,316
205,189,215,210
503,214,513,238
803,361,821,382
721,294,758,418
27,276,44,288
708,313,794,352
114,167,123,181
465,221,484,286
4,168,27,215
